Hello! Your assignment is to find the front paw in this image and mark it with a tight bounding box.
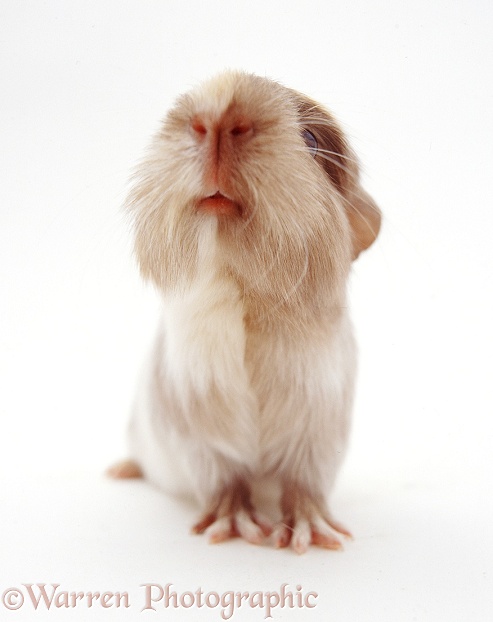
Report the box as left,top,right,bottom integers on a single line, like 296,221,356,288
192,480,272,545
273,483,351,554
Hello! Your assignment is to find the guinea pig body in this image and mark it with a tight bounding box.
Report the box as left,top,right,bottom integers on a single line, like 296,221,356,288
112,71,381,553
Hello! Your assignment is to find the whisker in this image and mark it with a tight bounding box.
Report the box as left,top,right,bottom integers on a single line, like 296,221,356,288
293,144,358,174
299,116,340,128
236,190,311,326
277,231,309,307
292,146,380,241
337,188,381,216
315,147,359,165
239,187,259,230
301,148,359,180
335,190,380,240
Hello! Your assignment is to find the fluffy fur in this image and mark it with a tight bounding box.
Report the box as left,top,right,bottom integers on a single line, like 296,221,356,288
112,71,381,553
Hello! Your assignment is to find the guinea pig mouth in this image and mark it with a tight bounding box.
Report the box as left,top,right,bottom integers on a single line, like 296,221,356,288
197,192,242,217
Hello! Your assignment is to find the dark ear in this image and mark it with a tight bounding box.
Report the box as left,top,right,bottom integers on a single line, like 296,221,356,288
345,186,382,260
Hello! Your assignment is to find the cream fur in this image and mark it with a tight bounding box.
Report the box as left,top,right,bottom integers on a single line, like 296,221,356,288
122,70,380,549
127,214,356,504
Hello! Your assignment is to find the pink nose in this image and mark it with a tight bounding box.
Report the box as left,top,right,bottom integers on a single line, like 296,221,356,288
229,120,253,136
190,115,253,139
191,118,207,136
190,111,254,191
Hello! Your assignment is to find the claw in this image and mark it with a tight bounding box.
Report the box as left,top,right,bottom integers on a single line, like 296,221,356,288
192,480,271,547
291,518,311,555
272,523,292,549
191,513,217,535
235,510,265,544
311,531,343,550
275,482,351,553
207,516,234,543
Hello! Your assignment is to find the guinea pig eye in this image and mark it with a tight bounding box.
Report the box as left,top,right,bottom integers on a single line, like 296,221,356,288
302,129,318,156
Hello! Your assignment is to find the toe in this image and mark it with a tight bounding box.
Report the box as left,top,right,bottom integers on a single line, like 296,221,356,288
191,512,216,535
291,518,311,555
252,512,273,537
324,515,353,539
106,460,143,479
207,516,234,543
311,530,343,550
272,523,292,549
235,510,265,545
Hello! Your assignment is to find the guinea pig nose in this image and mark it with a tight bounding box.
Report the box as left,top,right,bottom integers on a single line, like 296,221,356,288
191,116,208,137
230,119,253,137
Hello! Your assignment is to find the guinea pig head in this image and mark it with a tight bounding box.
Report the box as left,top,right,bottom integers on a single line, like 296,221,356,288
127,71,381,320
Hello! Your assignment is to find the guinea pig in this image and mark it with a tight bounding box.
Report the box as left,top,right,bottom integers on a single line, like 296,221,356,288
108,70,381,554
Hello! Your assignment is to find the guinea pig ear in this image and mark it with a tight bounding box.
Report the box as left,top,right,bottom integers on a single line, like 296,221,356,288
294,92,382,259
344,186,382,260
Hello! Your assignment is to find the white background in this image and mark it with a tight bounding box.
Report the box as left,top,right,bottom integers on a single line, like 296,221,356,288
1,0,492,620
